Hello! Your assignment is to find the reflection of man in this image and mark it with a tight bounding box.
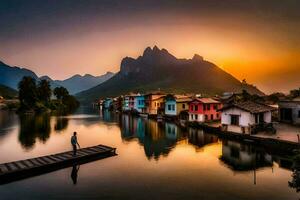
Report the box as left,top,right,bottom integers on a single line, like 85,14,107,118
71,132,80,156
71,165,80,185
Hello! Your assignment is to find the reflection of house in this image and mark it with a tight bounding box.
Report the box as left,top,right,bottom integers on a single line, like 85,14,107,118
112,97,122,111
188,128,218,149
165,122,178,140
122,96,130,111
220,140,273,171
220,101,275,134
188,98,222,122
164,94,191,119
279,97,300,125
103,98,113,109
144,93,165,115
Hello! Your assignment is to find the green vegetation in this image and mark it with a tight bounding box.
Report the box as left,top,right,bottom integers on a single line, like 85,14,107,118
0,84,18,99
18,76,79,113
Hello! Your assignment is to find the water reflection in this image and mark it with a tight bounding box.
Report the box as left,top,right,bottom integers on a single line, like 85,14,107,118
54,117,69,132
18,114,51,149
71,164,80,185
0,109,299,199
188,128,219,151
220,140,273,171
0,110,18,135
119,114,186,160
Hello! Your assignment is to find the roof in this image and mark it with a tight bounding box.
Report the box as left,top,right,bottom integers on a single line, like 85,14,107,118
220,101,276,114
190,98,220,104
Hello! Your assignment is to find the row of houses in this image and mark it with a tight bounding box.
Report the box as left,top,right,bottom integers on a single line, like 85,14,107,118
100,92,223,122
98,92,281,135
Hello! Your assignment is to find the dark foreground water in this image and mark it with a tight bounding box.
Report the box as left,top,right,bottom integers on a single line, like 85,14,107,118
0,107,299,200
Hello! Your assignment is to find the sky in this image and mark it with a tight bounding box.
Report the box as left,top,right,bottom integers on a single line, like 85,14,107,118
0,0,299,94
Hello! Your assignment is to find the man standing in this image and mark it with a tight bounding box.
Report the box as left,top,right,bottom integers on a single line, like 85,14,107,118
71,132,80,156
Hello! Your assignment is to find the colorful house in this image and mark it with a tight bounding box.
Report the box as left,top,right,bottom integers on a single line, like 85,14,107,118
220,101,276,134
188,98,222,122
133,94,145,113
164,94,191,118
144,92,165,115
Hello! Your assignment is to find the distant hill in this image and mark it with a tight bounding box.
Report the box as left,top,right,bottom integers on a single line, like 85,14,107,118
0,61,39,89
76,46,264,103
0,60,114,94
53,72,114,94
0,84,18,99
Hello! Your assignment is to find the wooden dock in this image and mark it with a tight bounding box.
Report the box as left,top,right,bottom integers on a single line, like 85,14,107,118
0,144,116,185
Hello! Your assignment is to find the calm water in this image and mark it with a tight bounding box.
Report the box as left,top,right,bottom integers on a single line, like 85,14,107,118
0,107,299,200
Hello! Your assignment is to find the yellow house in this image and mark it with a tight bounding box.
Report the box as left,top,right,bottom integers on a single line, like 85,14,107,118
144,92,165,115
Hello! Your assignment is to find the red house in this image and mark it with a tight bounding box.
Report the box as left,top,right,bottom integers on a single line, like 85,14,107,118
188,98,222,122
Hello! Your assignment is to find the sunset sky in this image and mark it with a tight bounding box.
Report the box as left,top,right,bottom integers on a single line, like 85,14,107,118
1,0,299,93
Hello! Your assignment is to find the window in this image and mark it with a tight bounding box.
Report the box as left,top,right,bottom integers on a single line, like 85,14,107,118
172,105,175,111
213,104,218,110
298,110,300,118
195,105,198,111
207,104,210,110
191,114,193,120
205,115,208,120
182,104,185,109
191,105,193,111
168,105,171,110
211,114,214,120
195,114,198,120
231,115,239,126
203,105,206,111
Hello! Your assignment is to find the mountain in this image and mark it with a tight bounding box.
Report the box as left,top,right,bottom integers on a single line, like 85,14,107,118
0,61,39,89
76,46,264,102
0,84,18,99
53,72,114,94
0,60,114,94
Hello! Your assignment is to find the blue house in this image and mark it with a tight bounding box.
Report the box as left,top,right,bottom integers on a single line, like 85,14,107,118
134,94,145,113
165,94,191,117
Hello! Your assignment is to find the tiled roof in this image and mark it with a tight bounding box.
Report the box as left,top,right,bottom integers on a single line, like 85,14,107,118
192,98,220,104
220,101,276,114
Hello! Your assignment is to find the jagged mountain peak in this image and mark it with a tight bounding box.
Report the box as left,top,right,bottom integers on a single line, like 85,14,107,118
192,54,204,62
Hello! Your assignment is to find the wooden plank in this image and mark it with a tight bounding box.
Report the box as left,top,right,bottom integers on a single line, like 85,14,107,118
85,148,99,153
55,155,68,161
77,150,90,155
40,157,54,164
0,164,9,173
47,155,62,162
0,144,116,185
30,158,42,166
23,160,34,168
6,163,18,171
14,161,27,170
81,149,97,154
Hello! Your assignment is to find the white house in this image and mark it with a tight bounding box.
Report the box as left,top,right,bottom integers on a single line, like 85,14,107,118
220,101,275,134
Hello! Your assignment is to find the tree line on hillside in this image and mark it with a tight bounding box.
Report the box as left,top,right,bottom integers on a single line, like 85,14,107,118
18,76,79,113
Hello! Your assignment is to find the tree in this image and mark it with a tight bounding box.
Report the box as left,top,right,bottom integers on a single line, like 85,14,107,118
290,88,300,98
37,79,51,103
53,87,69,100
18,76,37,109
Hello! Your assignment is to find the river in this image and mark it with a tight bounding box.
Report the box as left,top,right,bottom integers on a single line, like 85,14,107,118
0,107,298,200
